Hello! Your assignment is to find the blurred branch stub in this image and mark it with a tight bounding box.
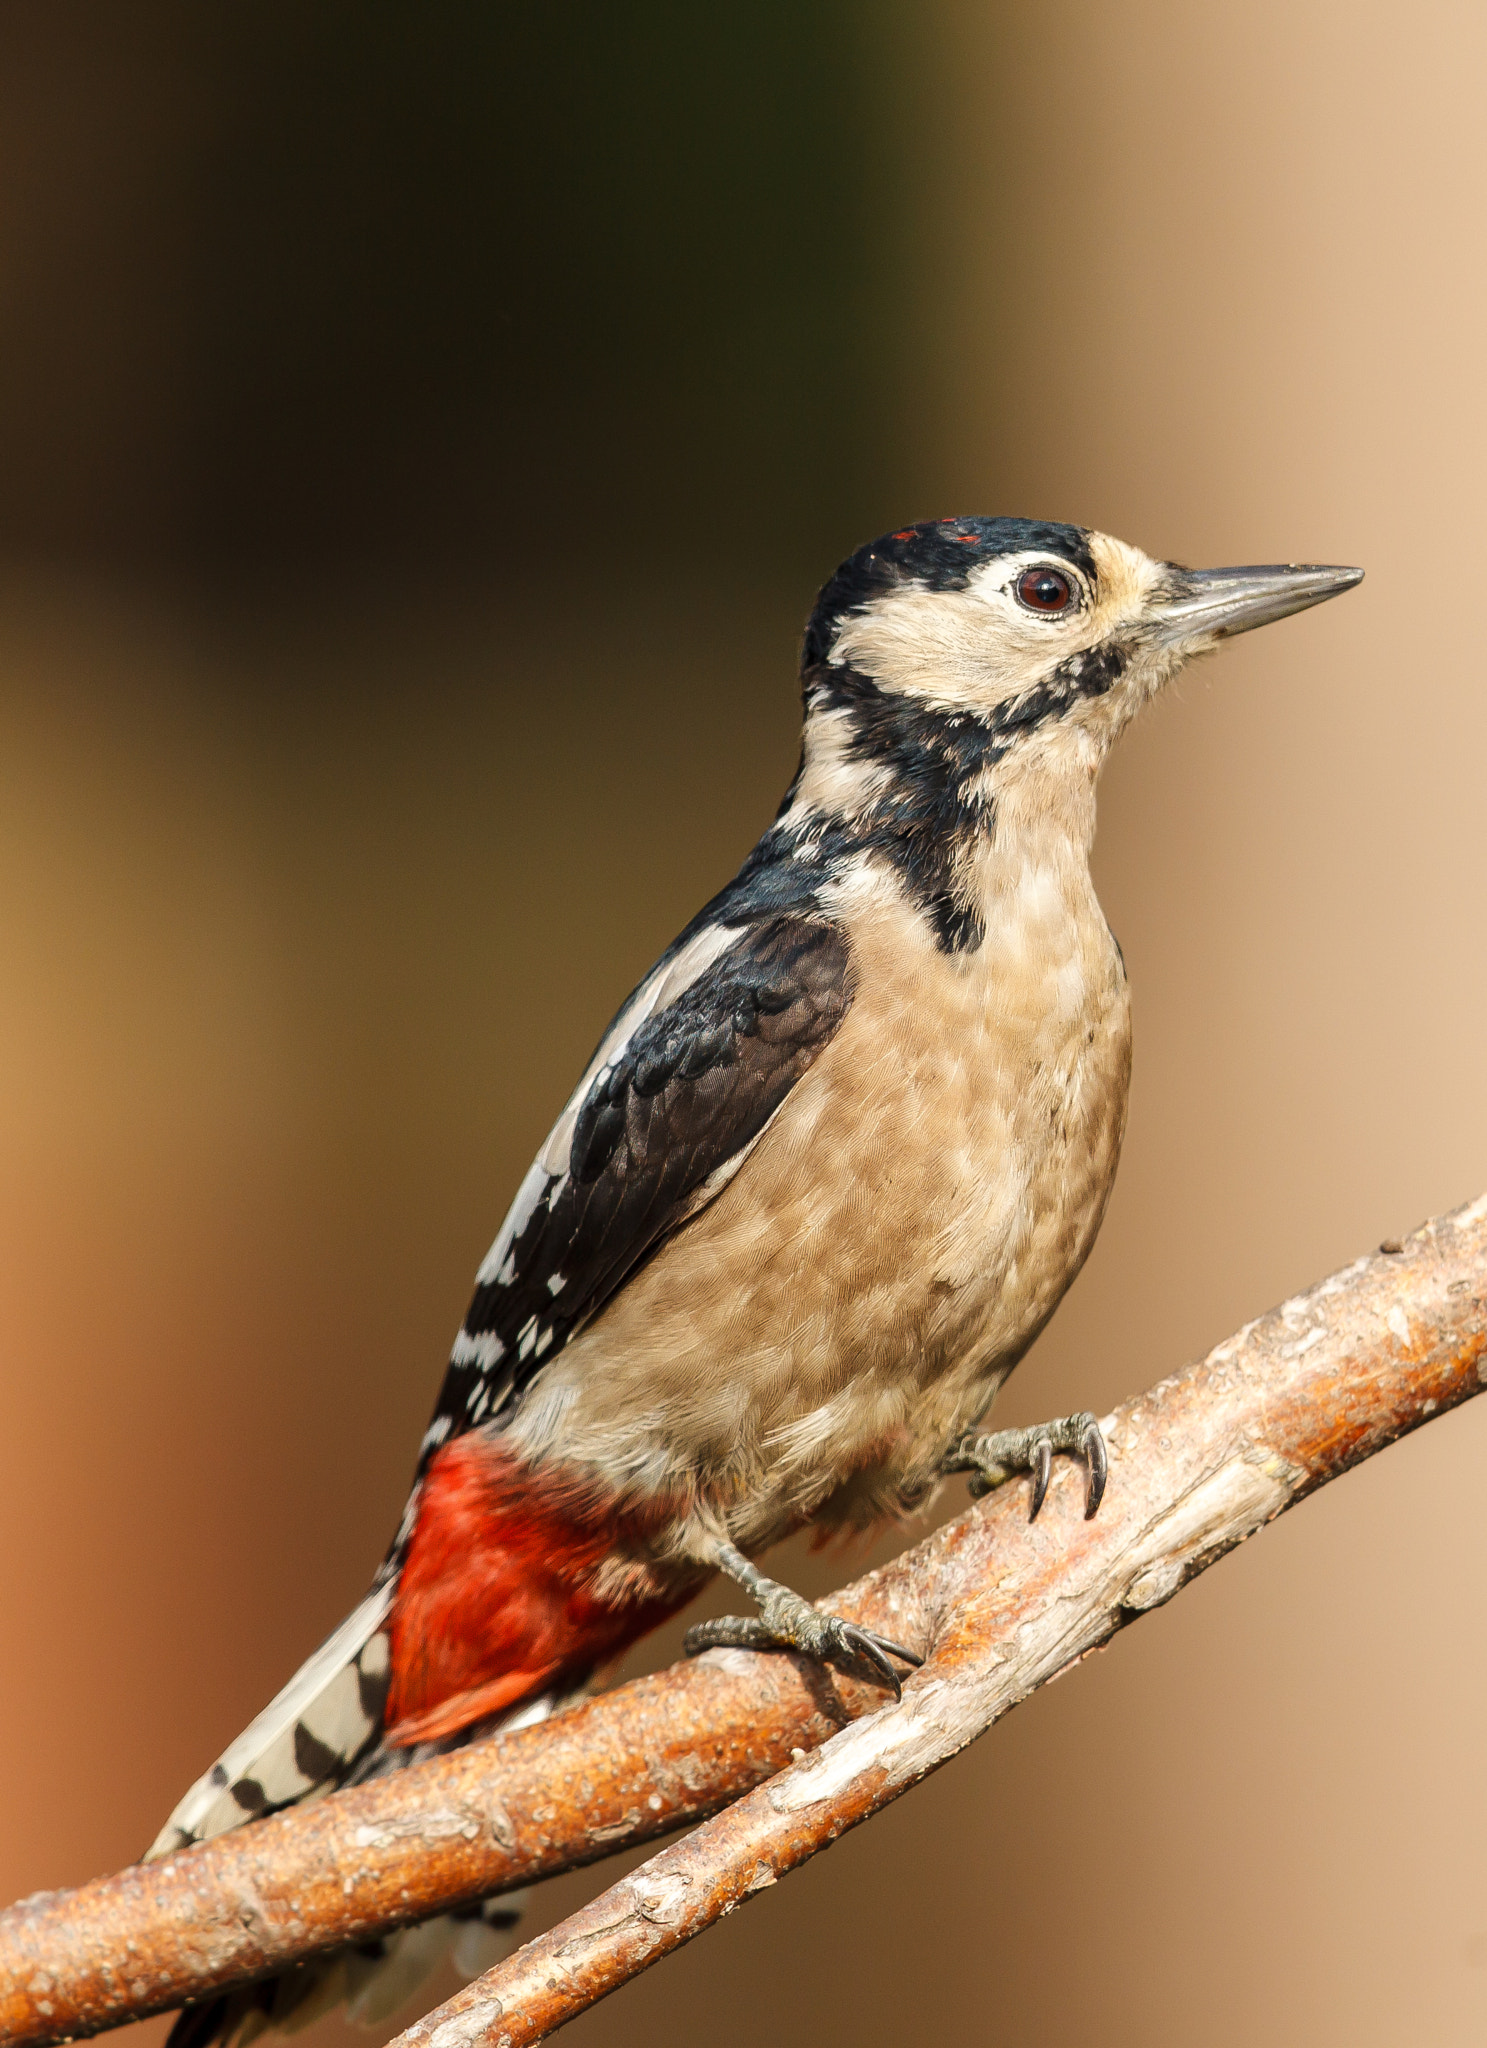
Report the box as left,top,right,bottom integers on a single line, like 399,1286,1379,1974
2,1198,1484,2048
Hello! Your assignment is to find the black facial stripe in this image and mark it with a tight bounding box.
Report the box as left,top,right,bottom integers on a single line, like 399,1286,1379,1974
992,640,1129,733
648,672,996,956
806,664,1002,949
799,813,984,952
662,634,1130,964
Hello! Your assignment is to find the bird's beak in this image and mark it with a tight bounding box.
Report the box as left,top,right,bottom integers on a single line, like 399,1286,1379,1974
1153,562,1364,647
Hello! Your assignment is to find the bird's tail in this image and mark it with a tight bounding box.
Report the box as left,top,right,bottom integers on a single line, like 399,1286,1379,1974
147,1586,572,2048
163,1888,530,2048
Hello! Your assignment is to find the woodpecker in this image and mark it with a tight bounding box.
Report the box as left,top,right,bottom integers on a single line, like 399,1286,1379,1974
151,518,1361,2040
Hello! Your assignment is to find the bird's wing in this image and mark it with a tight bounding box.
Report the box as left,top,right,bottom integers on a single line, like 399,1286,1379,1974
423,911,855,1453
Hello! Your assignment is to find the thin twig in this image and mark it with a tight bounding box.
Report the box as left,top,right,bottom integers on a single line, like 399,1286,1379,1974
1,1198,1484,2048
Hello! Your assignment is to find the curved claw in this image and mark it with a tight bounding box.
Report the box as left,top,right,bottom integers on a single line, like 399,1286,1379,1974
840,1622,923,1670
1082,1420,1108,1518
813,1616,924,1698
1028,1435,1053,1520
877,1635,924,1670
955,1411,1110,1522
835,1624,903,1698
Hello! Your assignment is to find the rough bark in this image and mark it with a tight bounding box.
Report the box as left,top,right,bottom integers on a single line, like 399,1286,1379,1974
2,1198,1484,2048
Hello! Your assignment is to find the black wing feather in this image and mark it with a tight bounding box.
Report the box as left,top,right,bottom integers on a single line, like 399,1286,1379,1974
428,914,853,1447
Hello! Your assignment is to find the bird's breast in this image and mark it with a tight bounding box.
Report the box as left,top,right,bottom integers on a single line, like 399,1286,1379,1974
504,853,1131,1550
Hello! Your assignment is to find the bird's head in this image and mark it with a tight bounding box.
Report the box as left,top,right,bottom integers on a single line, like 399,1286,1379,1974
801,517,1362,779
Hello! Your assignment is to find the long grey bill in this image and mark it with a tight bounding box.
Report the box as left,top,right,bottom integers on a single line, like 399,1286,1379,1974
1156,562,1364,643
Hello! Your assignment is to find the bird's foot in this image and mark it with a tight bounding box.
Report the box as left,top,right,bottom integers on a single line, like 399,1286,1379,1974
683,1544,921,1698
945,1411,1108,1521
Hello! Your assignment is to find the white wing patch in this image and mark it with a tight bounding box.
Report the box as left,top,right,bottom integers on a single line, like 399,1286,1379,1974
144,1583,393,1860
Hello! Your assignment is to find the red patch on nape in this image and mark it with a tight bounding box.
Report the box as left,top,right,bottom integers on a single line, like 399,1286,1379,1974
384,1436,691,1747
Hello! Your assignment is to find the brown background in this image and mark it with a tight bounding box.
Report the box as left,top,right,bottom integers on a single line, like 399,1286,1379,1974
2,4,1485,2043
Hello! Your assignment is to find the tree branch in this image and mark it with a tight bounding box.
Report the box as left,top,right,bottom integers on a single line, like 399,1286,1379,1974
3,1198,1485,2048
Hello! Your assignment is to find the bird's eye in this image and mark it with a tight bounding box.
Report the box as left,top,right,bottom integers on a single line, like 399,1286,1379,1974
1015,567,1075,614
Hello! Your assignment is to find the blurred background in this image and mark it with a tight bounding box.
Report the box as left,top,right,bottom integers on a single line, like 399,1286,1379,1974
2,2,1485,2042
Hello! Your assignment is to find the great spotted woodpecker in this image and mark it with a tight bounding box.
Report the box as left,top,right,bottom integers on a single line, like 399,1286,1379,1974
151,519,1361,2040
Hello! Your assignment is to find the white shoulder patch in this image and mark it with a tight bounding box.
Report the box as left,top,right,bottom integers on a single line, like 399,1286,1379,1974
144,1582,393,1861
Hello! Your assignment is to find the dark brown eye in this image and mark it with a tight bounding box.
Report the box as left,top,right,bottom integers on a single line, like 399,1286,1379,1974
1015,566,1075,614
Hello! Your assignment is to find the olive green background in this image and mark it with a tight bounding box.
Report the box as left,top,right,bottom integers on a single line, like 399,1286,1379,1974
2,5,1485,2043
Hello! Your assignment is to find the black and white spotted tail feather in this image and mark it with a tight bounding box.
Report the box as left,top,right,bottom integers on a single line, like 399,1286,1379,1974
146,1586,394,1859
147,1580,574,2047
158,1669,567,2048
